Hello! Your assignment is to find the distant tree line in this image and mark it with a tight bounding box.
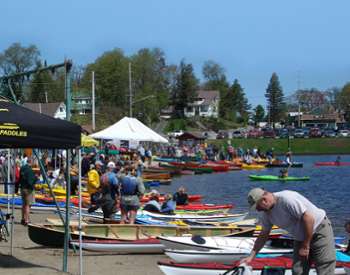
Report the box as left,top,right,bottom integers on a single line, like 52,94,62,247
1,42,350,126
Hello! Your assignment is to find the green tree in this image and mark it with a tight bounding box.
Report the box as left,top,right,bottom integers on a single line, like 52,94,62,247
339,83,350,122
29,70,55,102
231,79,251,123
130,48,170,123
253,105,265,125
265,72,286,127
0,43,40,100
172,60,198,118
80,48,129,109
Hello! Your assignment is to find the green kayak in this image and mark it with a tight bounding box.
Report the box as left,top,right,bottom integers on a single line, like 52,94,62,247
249,175,310,181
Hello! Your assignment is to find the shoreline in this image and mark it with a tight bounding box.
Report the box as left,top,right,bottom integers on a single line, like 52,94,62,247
0,209,165,275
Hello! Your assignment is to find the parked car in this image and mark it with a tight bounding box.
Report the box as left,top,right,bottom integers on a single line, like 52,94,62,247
262,128,276,138
216,132,228,139
303,128,310,138
294,128,305,138
323,129,336,138
232,130,244,138
338,129,350,137
309,127,322,138
277,128,290,138
247,129,263,138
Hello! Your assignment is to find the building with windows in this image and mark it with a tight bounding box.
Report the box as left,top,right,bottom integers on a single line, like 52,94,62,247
23,102,66,119
72,91,92,115
184,90,220,118
300,113,346,129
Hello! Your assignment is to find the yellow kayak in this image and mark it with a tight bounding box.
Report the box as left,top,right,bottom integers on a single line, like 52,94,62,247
241,163,266,170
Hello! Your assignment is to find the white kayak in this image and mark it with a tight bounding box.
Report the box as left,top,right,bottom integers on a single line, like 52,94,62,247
71,238,164,254
140,210,248,223
69,207,247,224
164,248,292,264
158,257,349,275
158,236,292,253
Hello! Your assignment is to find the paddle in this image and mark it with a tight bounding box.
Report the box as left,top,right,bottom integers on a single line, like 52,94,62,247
221,266,245,275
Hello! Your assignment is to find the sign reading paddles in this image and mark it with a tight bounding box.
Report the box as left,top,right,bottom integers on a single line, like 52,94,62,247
0,99,81,149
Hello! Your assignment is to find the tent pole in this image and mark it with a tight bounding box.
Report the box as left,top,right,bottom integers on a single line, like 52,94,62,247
10,149,15,256
78,148,83,275
6,149,10,214
63,149,71,272
33,150,66,223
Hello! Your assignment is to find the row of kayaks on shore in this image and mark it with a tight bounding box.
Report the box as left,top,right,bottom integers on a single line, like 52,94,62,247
27,222,350,274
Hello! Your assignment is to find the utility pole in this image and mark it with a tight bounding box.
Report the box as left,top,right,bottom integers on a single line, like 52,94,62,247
298,104,301,128
297,70,301,128
129,62,132,117
92,71,96,131
45,92,48,103
65,60,72,121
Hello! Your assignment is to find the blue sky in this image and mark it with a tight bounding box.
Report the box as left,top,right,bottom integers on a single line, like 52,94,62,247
1,0,350,107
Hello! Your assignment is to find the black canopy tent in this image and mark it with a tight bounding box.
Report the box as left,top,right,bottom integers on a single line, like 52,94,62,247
0,99,80,148
0,98,81,271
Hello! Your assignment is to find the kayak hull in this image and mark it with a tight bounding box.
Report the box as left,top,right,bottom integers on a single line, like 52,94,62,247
71,239,164,253
164,249,292,264
157,258,348,275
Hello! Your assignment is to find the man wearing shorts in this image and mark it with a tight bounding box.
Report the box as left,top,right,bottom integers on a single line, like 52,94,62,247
19,158,36,225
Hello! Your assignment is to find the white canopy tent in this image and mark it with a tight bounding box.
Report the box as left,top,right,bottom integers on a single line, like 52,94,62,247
90,116,168,143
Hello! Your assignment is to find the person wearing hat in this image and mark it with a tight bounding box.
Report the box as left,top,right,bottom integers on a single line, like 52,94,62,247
106,161,118,201
241,188,336,275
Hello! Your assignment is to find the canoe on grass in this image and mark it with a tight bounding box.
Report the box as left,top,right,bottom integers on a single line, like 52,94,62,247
157,256,350,275
315,161,350,167
28,223,255,248
249,175,310,181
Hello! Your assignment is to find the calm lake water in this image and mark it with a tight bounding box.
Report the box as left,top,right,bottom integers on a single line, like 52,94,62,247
158,155,350,237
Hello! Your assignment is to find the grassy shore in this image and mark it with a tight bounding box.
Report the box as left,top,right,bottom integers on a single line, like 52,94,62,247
209,137,350,155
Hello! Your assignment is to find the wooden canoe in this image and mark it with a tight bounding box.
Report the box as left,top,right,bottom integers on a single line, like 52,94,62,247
27,223,255,247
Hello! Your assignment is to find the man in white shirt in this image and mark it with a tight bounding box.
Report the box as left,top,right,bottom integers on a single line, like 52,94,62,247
241,188,336,275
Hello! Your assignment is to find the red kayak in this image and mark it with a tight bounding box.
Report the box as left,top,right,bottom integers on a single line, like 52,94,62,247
158,256,350,274
176,203,233,211
170,161,230,172
315,161,350,166
141,194,202,203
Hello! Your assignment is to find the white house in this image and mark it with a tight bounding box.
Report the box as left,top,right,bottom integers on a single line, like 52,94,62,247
23,102,66,119
184,90,220,118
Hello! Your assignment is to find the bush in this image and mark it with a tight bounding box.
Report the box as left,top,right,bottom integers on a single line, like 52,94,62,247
164,119,187,132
